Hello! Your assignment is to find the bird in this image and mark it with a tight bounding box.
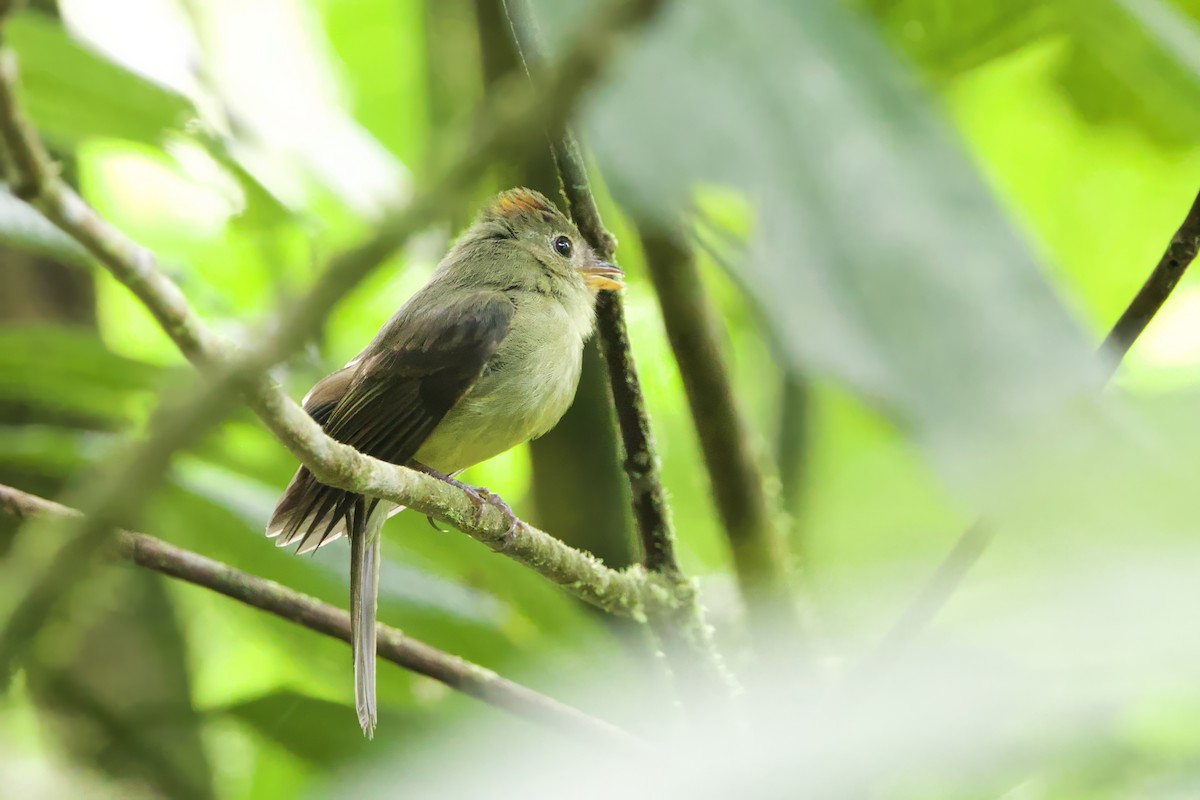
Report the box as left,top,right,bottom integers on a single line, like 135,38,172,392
265,187,624,738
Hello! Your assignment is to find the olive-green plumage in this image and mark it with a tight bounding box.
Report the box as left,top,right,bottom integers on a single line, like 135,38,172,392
266,188,623,737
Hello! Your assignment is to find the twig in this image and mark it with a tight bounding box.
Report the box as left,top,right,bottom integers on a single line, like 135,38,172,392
872,185,1200,661
0,0,662,677
1101,188,1200,371
638,225,801,638
501,0,676,576
0,484,644,748
867,522,993,663
502,0,738,696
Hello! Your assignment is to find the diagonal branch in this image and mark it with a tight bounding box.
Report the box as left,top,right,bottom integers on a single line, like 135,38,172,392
871,185,1200,663
0,484,643,748
0,0,663,677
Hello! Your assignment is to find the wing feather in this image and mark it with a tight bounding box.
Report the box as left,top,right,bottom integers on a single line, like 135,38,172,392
267,290,514,551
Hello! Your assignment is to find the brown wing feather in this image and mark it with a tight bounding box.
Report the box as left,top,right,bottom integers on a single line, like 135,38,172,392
267,291,515,552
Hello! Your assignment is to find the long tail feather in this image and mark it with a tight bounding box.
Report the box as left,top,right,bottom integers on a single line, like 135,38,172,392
350,502,385,738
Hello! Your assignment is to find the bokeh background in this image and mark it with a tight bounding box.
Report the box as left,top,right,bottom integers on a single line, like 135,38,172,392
6,0,1200,797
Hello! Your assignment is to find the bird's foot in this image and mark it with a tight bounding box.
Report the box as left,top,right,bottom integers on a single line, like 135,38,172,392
414,465,525,547
464,485,524,548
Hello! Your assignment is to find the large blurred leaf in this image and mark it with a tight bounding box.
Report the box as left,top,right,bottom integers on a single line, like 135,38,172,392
573,0,1104,505
8,12,196,147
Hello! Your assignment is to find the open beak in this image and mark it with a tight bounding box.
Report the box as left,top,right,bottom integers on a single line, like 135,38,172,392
581,261,625,292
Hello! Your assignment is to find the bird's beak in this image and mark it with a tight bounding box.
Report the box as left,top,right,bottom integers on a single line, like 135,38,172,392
581,260,625,292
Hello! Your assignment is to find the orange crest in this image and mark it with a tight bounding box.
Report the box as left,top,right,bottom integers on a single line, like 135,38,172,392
486,188,559,222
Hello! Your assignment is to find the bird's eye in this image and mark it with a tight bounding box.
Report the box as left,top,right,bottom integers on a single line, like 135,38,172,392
552,235,573,258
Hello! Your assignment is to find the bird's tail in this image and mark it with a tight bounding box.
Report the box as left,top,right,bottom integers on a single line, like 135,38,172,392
351,502,385,739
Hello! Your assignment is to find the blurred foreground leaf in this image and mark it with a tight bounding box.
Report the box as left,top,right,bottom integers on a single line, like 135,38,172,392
8,12,196,147
579,0,1103,503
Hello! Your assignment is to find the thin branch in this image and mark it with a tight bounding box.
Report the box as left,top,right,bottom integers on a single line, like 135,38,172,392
501,0,677,577
1101,188,1200,370
0,484,644,748
866,522,993,665
502,0,738,696
637,225,802,638
0,0,662,677
872,185,1200,662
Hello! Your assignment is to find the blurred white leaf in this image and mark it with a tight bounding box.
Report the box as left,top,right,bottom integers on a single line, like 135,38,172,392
61,0,408,218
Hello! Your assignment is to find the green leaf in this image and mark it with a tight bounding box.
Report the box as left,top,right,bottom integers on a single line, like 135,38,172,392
0,424,114,476
215,690,433,766
1055,0,1200,146
8,11,196,147
0,325,165,424
861,0,1063,80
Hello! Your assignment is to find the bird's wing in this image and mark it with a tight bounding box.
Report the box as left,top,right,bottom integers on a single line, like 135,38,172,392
267,290,515,553
302,365,355,423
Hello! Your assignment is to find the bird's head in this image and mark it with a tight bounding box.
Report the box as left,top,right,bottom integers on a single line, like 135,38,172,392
448,188,625,297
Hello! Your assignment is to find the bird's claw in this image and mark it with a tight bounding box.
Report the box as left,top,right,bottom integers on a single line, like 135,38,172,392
459,485,524,548
411,464,525,548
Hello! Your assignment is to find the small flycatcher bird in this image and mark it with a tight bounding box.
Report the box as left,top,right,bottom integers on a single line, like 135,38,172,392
266,188,624,738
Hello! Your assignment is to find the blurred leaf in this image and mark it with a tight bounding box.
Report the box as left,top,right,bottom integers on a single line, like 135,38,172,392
0,424,114,477
0,325,164,424
30,569,215,800
8,11,196,147
861,0,1200,147
321,0,431,166
181,0,408,218
215,690,428,766
196,138,298,232
861,0,1062,80
580,0,1102,505
1055,0,1200,147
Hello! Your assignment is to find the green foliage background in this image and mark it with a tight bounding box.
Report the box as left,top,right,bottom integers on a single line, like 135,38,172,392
4,0,1200,797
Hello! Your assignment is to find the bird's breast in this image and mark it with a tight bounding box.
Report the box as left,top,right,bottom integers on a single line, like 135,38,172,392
412,298,588,474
